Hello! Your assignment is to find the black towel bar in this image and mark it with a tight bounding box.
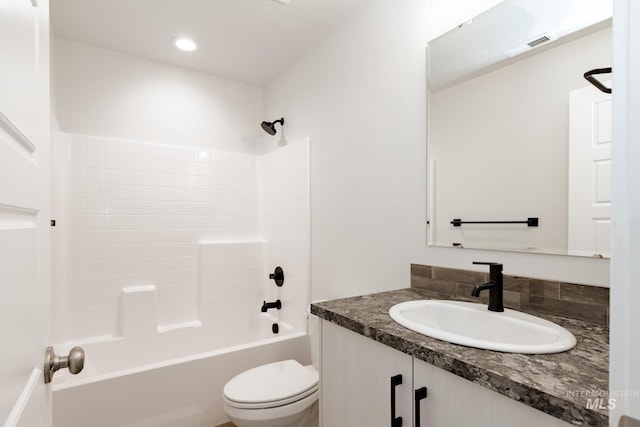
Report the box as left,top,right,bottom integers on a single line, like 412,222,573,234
451,217,539,227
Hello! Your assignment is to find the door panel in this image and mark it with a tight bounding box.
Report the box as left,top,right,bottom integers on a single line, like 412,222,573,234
0,0,38,143
321,321,412,427
413,358,572,427
0,0,51,426
568,85,612,257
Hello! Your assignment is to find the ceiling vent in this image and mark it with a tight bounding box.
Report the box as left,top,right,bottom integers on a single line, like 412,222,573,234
527,34,553,48
502,32,558,58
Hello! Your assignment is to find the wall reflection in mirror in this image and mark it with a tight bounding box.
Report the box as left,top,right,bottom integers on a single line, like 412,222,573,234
426,0,612,257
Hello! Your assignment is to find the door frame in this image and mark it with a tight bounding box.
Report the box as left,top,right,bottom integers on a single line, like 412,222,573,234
610,0,640,424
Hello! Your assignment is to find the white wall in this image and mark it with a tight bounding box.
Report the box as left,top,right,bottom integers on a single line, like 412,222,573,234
53,38,264,153
265,0,610,302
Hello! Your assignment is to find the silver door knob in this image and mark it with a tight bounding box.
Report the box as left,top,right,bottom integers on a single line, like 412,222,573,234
44,346,85,384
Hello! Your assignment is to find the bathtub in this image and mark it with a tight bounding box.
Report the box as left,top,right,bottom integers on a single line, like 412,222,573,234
52,313,311,427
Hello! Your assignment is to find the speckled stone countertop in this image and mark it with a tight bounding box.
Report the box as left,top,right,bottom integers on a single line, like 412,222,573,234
311,288,609,427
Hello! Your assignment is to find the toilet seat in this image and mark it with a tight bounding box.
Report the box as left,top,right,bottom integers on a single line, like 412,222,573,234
224,360,319,410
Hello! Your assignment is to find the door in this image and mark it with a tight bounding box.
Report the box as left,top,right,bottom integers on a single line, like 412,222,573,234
0,0,52,426
413,358,572,427
568,84,612,257
321,321,412,427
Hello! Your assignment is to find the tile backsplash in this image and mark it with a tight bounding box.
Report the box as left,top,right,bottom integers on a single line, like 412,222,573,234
410,264,609,324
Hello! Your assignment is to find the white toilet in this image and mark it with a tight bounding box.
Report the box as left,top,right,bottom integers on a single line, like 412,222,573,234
223,359,319,427
222,316,320,427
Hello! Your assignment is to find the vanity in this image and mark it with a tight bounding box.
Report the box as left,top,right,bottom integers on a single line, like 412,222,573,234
311,283,608,427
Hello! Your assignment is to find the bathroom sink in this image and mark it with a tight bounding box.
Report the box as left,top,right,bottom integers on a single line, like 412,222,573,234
388,300,576,354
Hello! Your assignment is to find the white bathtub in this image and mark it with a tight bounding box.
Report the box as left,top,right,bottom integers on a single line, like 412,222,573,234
52,314,311,427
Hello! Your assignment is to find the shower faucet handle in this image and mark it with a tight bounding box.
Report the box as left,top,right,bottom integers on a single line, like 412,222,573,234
269,266,284,286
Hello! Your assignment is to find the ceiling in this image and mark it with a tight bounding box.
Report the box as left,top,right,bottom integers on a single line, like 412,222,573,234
429,0,612,91
51,0,369,86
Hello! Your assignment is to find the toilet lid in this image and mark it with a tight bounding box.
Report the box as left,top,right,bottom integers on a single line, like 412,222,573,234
224,360,318,405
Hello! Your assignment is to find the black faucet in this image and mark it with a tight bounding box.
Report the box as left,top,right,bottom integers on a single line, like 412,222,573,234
261,300,282,312
471,262,504,312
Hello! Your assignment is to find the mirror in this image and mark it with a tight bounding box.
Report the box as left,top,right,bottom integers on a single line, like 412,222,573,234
427,0,612,257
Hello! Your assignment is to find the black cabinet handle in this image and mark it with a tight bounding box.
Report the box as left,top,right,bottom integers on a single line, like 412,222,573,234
414,387,428,426
390,374,403,427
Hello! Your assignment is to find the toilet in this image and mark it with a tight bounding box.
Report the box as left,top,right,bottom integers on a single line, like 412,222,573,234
223,359,319,427
223,316,320,427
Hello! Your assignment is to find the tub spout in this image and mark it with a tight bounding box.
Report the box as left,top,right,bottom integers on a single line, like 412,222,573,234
261,300,282,312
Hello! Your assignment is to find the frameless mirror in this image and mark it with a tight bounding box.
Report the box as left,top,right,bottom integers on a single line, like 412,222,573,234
427,0,612,257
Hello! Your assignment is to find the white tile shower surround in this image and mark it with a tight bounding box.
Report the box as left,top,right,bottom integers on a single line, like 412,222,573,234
261,143,311,330
53,133,310,343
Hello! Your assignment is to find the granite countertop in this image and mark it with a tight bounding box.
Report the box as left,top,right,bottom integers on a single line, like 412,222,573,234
311,288,609,427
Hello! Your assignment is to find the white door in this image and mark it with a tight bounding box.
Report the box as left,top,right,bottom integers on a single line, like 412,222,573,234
321,321,412,427
568,84,612,257
413,358,572,427
0,0,52,426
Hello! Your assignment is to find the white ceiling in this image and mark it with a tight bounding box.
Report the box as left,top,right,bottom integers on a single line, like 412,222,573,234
429,0,612,91
51,0,369,86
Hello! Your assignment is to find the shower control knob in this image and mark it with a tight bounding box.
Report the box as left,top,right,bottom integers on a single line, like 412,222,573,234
269,266,284,286
44,346,85,384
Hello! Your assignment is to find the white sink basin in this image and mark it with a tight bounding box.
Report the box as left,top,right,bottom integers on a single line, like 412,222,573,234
389,300,576,354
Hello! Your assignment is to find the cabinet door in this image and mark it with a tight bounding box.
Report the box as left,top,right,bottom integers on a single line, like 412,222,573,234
413,358,572,427
321,321,412,427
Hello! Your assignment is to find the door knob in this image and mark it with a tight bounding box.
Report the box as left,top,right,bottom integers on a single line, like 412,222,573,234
44,346,85,384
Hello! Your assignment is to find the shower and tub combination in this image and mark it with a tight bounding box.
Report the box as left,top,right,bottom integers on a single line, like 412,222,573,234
50,124,313,426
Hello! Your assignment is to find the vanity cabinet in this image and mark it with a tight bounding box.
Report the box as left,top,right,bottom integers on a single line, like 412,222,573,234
321,320,572,427
321,321,412,426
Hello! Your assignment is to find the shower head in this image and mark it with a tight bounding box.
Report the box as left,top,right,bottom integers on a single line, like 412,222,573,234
261,118,285,136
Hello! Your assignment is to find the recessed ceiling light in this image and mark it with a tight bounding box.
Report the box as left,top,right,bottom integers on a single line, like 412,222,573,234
174,38,197,52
